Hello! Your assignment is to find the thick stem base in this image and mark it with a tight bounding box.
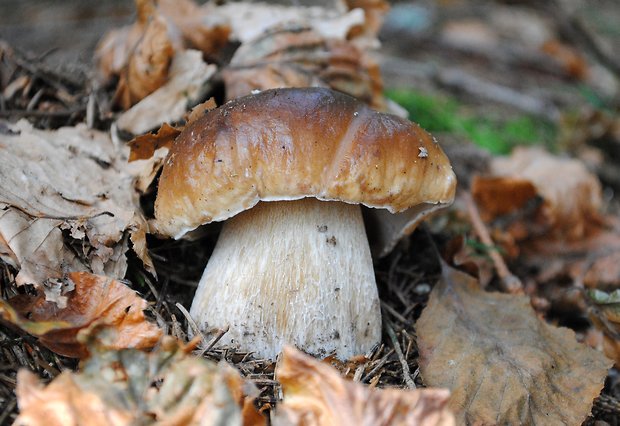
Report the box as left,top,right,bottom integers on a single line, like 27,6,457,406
190,198,381,359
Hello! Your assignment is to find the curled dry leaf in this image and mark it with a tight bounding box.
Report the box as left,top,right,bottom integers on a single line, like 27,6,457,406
273,346,455,426
114,13,176,110
14,337,265,426
116,50,216,134
96,0,227,85
223,26,385,110
472,147,603,242
0,120,150,286
94,0,157,81
417,263,612,425
0,271,162,358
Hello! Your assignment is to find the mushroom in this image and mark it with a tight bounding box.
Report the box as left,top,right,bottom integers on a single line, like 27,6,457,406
152,87,456,359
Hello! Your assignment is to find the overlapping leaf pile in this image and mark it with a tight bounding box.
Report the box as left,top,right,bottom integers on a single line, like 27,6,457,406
1,0,618,424
13,342,454,426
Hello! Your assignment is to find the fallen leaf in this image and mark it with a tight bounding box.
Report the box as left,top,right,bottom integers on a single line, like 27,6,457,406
273,346,455,426
213,2,365,44
588,289,620,365
223,26,385,109
1,271,162,358
0,120,147,286
114,13,176,109
478,147,604,241
541,39,589,80
417,263,611,425
128,122,181,162
14,337,265,425
344,0,390,48
94,0,157,81
116,49,216,134
157,0,230,57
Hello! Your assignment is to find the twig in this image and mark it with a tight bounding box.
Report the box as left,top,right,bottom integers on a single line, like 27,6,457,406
175,302,207,344
465,194,523,294
0,399,16,426
361,348,394,383
0,107,84,118
381,301,413,326
196,326,229,357
384,319,416,389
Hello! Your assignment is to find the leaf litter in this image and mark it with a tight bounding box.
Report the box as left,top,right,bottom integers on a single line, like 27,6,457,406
0,120,151,288
3,0,620,423
0,271,162,358
416,262,612,425
13,336,264,426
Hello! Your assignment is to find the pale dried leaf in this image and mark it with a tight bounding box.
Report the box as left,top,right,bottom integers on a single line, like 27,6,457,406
223,27,385,109
116,50,216,134
1,271,163,358
213,2,364,43
129,215,156,275
417,264,611,425
0,120,145,286
273,346,455,426
14,338,265,426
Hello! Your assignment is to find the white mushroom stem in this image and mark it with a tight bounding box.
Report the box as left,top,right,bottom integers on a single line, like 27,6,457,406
190,198,381,360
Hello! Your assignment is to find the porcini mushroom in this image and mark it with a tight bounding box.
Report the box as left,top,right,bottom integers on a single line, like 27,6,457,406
152,88,456,359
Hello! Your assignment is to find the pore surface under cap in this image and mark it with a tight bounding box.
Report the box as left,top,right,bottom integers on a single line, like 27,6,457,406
153,87,456,238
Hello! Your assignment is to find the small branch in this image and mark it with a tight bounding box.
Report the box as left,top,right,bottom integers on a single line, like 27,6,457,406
384,319,416,389
196,326,229,357
465,194,523,294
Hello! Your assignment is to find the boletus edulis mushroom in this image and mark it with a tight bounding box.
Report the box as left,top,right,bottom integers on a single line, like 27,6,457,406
151,88,456,360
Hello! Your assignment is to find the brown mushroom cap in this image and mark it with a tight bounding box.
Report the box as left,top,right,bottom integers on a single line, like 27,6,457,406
153,87,456,238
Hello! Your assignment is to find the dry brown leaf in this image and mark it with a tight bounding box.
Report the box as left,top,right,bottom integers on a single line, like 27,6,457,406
0,120,148,286
273,346,455,426
157,0,230,57
223,26,385,109
417,263,612,425
472,148,602,240
128,122,182,162
1,271,162,358
114,14,175,109
344,0,389,48
116,49,216,134
14,337,265,426
94,0,157,81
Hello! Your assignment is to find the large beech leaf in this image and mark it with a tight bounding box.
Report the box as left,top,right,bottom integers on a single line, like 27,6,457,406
274,346,455,426
0,271,162,358
0,120,150,285
14,337,265,426
417,264,611,425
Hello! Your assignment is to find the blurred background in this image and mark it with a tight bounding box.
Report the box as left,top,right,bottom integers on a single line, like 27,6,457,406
1,0,618,157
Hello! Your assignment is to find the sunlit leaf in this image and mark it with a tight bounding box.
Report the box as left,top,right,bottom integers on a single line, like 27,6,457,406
274,346,455,426
1,272,162,358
